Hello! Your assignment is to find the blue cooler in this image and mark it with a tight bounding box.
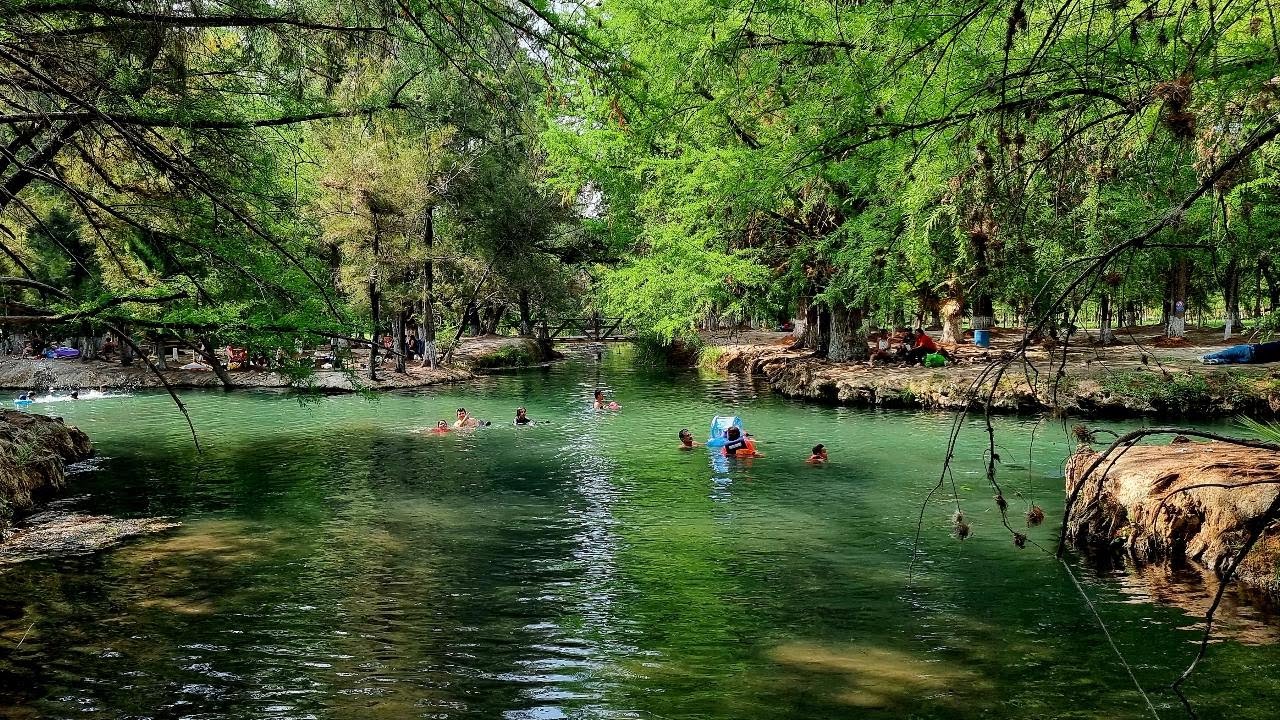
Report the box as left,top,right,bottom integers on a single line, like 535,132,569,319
973,329,991,348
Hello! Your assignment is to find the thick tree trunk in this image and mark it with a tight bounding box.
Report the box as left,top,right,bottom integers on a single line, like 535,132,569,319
1167,256,1189,338
804,305,832,355
482,304,504,335
464,305,482,336
827,304,868,361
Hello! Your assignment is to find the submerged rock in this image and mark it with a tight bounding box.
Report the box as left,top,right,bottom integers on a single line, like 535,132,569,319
0,509,180,565
1064,440,1280,596
0,409,93,535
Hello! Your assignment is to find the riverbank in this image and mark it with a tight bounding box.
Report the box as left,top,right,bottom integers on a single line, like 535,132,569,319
0,409,92,535
1064,438,1280,599
707,328,1280,418
0,335,549,393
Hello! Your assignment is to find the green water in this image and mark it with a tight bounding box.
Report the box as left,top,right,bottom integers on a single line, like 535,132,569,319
1,350,1278,719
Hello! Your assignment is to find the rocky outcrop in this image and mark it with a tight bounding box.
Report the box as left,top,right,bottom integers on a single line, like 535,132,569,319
1064,440,1280,596
713,343,1280,418
0,409,93,535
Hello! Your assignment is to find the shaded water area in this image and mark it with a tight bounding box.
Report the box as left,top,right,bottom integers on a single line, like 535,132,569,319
2,349,1279,719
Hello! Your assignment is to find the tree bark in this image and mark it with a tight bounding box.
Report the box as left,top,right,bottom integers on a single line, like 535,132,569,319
827,304,868,361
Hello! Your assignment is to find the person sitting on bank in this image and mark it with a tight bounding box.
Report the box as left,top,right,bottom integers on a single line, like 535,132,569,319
1202,340,1280,365
722,426,763,457
906,329,956,366
454,407,481,429
678,428,699,450
807,444,828,464
514,407,533,425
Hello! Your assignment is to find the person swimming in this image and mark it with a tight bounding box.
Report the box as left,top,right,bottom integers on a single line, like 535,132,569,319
593,389,621,410
427,420,451,434
807,444,828,464
16,392,29,401
678,428,699,450
454,407,480,429
514,407,533,425
70,390,79,400
722,426,762,457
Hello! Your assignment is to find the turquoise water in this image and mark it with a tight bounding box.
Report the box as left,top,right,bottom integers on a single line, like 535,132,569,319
1,350,1278,719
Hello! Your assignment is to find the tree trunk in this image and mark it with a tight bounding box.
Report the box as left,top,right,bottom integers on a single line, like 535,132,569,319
368,219,381,381
464,305,482,336
518,289,533,336
803,305,832,355
153,335,168,370
1262,257,1280,312
971,293,995,331
482,304,504,335
1167,256,1188,338
195,336,235,389
419,206,438,369
827,304,868,361
940,299,964,344
393,311,407,374
1098,293,1114,346
1223,256,1241,339
119,325,134,366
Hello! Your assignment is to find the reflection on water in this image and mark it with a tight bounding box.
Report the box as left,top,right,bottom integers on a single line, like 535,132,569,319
0,347,1278,719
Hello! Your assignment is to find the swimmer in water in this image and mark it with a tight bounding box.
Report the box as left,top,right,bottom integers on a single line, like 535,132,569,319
454,407,479,429
593,389,620,410
428,420,451,434
514,407,533,425
678,428,699,450
806,444,828,464
70,390,79,400
722,426,763,458
16,392,28,401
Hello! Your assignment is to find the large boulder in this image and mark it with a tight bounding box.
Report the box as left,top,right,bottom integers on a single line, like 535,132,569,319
1064,440,1280,595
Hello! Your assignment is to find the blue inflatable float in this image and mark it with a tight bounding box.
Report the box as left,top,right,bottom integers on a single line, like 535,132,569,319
705,415,743,448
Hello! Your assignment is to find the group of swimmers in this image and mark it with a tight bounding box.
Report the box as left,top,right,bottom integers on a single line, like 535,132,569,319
423,389,622,434
16,388,84,402
678,426,829,464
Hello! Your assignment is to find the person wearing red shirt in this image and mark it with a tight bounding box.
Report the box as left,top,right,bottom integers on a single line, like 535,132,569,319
906,329,955,365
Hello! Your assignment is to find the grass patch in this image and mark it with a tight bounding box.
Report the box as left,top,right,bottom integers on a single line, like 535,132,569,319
1099,369,1254,409
469,343,538,369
